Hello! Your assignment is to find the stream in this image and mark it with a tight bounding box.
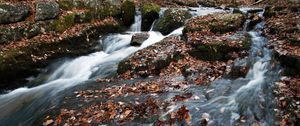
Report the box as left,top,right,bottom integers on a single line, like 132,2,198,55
0,7,279,126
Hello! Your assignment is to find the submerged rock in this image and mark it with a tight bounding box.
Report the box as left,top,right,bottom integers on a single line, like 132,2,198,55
130,32,149,46
153,9,192,35
141,3,160,31
35,1,60,21
0,3,30,24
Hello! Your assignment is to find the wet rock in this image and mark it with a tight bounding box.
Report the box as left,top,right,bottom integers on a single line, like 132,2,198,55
118,37,183,78
229,58,250,78
247,13,262,30
233,8,243,14
130,32,149,46
183,13,245,35
246,8,264,13
153,9,192,35
141,3,160,31
35,1,60,21
0,3,30,24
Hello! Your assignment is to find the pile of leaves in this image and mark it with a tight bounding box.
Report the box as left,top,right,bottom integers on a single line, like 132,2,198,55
265,12,300,57
48,97,169,125
274,77,300,126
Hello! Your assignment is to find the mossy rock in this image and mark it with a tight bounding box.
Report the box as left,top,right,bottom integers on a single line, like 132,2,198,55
89,1,122,19
188,34,251,61
52,13,75,33
141,3,160,31
153,9,191,35
121,0,135,26
184,13,245,35
58,0,74,10
74,10,93,23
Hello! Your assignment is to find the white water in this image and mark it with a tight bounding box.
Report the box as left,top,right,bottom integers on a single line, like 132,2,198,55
157,13,278,126
0,8,227,125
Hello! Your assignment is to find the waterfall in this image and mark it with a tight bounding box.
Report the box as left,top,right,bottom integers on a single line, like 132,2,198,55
0,7,251,125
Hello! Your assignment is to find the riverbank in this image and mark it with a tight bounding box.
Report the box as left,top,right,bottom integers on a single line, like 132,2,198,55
0,0,299,126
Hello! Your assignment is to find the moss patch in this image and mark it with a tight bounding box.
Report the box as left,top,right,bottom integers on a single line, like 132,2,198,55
121,0,135,26
141,3,160,31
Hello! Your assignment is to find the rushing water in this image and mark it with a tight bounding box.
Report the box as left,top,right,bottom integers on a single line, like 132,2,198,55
0,7,225,126
0,7,278,126
155,12,279,126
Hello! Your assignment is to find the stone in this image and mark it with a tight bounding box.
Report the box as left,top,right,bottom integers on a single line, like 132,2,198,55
130,32,149,46
118,37,183,77
183,13,245,35
141,3,160,31
0,3,30,24
153,9,192,35
187,33,251,61
35,1,60,21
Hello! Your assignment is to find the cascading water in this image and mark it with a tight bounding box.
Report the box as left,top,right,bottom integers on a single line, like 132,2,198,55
156,12,279,126
0,7,223,125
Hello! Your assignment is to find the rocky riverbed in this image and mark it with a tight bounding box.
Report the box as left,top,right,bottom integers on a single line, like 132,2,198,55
0,0,299,126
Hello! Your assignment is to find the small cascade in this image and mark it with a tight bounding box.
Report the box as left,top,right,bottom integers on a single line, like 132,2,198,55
0,7,251,125
156,10,279,126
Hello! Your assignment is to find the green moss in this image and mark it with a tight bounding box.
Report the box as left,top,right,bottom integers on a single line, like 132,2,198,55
58,0,74,10
141,3,160,31
121,0,135,26
141,3,160,16
52,13,75,33
94,2,122,19
154,9,192,35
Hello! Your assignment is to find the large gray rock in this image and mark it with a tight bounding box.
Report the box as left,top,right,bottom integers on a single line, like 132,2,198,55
130,32,149,46
0,3,30,24
35,1,60,21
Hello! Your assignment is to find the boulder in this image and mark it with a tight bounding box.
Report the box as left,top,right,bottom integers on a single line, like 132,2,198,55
35,1,60,21
141,3,160,31
0,21,52,43
153,9,192,35
187,33,251,61
118,37,183,78
183,13,245,35
0,3,30,24
130,32,149,46
121,0,135,26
